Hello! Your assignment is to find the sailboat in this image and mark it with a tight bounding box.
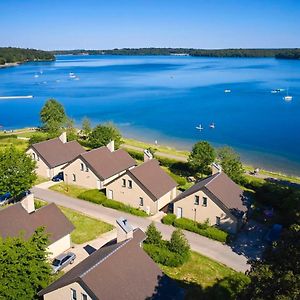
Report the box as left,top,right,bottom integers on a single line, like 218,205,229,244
283,89,293,101
209,122,215,129
196,124,204,130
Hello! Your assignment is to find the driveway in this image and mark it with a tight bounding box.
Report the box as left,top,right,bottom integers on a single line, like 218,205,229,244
32,187,249,272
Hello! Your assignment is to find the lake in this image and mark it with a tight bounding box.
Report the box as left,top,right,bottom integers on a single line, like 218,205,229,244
0,55,300,175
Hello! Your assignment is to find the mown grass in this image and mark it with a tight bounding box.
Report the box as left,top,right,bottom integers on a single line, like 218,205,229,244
0,135,28,151
162,251,235,288
49,182,89,198
34,175,49,185
34,199,114,244
122,137,189,158
59,207,114,244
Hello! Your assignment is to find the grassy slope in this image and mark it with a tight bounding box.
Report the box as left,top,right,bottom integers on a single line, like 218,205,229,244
49,182,89,198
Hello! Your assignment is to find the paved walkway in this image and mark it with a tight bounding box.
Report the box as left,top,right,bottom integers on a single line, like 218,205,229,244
32,187,249,272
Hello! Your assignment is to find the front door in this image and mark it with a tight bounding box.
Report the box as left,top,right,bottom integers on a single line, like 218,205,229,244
176,207,183,218
107,189,113,199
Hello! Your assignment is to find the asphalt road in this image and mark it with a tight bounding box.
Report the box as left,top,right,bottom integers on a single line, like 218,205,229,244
32,187,249,272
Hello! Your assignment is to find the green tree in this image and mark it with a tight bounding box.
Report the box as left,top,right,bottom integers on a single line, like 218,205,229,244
168,228,190,256
28,133,49,146
65,118,77,141
217,147,244,183
40,99,67,134
88,123,122,149
188,141,216,175
0,146,37,196
145,222,163,246
0,227,52,300
81,117,92,137
241,225,300,300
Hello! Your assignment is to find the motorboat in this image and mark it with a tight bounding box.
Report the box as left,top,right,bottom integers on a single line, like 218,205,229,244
224,89,231,93
209,122,215,129
69,72,76,78
283,89,293,101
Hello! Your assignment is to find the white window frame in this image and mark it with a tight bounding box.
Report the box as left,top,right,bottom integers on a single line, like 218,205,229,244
81,293,88,300
70,288,77,300
194,195,199,205
139,197,144,206
122,178,126,187
128,180,132,189
72,174,76,182
80,163,84,171
202,197,208,207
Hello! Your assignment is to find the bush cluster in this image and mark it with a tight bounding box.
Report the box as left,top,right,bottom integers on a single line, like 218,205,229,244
143,223,190,267
78,189,148,217
162,214,228,243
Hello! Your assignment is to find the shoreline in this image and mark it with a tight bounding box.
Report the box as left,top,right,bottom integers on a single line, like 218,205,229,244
0,62,20,69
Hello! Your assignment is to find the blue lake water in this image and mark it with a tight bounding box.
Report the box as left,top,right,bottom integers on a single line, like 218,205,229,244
0,55,300,175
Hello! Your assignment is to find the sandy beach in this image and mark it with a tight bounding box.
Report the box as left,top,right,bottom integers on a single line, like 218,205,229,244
0,62,20,68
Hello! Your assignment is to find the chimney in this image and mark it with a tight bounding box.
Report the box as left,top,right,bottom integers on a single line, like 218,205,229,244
211,163,222,175
106,140,115,152
143,149,153,162
116,217,133,243
21,193,35,213
59,132,67,144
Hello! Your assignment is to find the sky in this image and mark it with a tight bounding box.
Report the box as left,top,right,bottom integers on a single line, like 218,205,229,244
0,0,299,50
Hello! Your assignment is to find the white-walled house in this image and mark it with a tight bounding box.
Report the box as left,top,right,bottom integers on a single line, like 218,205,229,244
0,194,74,258
62,146,136,189
27,132,85,179
105,159,177,215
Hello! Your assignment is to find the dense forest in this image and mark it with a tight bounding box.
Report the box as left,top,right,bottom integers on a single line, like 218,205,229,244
0,47,55,65
53,47,300,59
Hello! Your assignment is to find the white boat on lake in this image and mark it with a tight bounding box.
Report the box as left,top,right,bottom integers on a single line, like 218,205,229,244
209,122,215,129
224,89,231,93
196,124,204,130
283,89,293,101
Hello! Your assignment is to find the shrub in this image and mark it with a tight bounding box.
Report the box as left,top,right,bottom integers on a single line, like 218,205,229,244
125,149,144,161
162,213,176,225
173,217,228,243
169,229,190,257
143,243,186,267
78,189,148,217
145,222,163,246
168,172,187,186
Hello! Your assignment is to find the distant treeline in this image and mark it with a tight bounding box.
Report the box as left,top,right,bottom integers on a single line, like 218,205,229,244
0,47,55,65
53,48,300,59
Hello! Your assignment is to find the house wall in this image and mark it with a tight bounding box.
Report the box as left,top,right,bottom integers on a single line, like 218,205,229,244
47,234,72,259
43,282,91,300
106,173,175,215
173,190,238,234
63,158,100,189
27,148,50,178
27,148,65,179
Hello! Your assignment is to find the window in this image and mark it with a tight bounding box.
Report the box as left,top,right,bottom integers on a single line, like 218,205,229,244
37,155,40,161
85,166,89,172
139,197,144,206
71,289,77,300
202,197,207,207
122,179,126,187
81,293,88,300
80,163,84,171
194,195,199,205
128,180,132,189
216,216,221,226
32,153,36,160
72,174,76,182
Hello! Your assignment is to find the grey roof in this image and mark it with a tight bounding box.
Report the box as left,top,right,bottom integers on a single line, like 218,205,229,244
31,138,85,168
78,147,136,180
0,202,74,243
116,217,133,234
38,229,182,300
173,172,246,213
128,159,177,200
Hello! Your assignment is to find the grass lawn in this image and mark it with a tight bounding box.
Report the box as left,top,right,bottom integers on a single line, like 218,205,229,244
34,175,49,185
60,207,114,244
34,199,114,244
0,135,28,151
122,137,189,158
49,182,89,198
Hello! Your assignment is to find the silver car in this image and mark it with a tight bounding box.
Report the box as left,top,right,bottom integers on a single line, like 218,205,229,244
51,252,76,273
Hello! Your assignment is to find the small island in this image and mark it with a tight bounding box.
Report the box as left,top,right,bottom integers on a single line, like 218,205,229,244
0,47,55,67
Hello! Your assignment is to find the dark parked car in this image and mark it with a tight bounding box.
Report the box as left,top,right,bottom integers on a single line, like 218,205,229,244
51,252,76,273
52,172,64,182
0,192,12,206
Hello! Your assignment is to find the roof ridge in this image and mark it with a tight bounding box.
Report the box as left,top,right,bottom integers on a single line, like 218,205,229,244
205,172,221,187
79,238,131,279
32,137,60,146
82,146,108,156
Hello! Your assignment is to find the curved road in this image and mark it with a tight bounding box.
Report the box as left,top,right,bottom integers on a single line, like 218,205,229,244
32,187,249,272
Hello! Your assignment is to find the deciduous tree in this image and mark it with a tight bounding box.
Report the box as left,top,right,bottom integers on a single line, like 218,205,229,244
188,141,216,175
0,146,37,196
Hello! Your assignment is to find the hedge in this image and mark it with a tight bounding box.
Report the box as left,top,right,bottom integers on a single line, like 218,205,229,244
162,214,228,243
78,189,148,217
161,213,177,225
143,243,188,267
